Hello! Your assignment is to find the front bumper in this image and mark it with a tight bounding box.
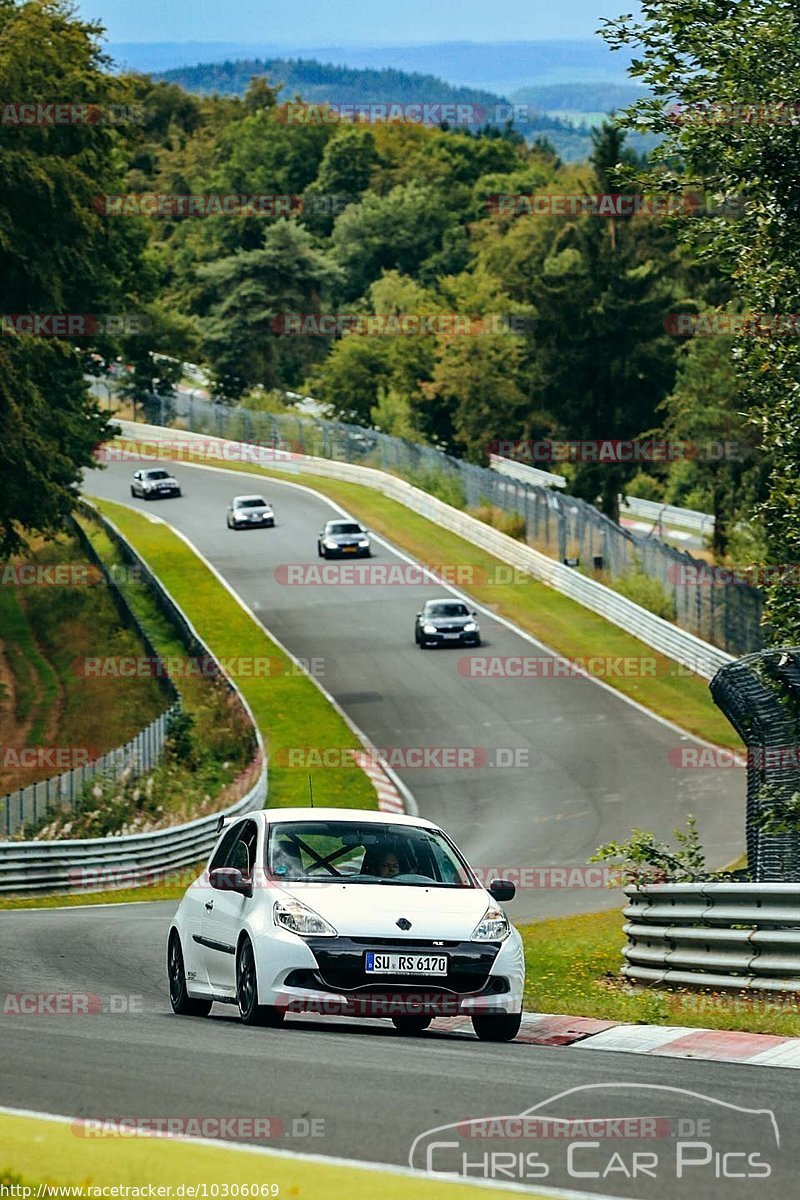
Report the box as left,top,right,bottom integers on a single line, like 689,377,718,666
422,630,480,646
257,931,525,1017
324,545,370,557
233,516,274,527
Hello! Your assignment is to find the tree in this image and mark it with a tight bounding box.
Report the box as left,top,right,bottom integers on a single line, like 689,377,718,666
331,182,454,301
602,0,800,637
0,0,146,552
659,329,765,557
197,220,341,397
421,333,529,460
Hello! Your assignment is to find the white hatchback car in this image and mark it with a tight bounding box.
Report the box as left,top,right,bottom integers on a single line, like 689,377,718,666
168,807,525,1041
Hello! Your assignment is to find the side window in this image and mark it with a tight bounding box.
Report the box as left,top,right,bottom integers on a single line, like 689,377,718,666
209,823,241,871
227,820,258,878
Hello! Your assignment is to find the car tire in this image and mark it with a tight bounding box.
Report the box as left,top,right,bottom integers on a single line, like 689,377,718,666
318,546,327,559
473,635,482,647
130,486,136,497
392,1015,432,1035
471,1012,522,1042
167,932,212,1017
237,938,285,1028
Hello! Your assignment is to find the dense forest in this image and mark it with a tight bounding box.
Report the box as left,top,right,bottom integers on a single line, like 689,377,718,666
3,0,799,638
154,56,617,162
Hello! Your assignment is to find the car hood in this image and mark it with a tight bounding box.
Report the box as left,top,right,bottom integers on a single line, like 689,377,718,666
326,533,366,543
146,475,177,485
236,505,272,513
425,616,472,628
277,882,490,938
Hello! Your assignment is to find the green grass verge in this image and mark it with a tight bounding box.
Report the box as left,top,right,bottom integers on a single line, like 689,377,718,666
520,909,800,1036
91,497,376,814
107,437,738,749
0,1113,530,1200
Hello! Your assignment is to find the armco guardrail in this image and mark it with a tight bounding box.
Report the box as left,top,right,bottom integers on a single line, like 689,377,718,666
0,779,264,895
0,505,266,894
112,422,734,680
620,495,715,536
490,455,715,535
622,882,800,993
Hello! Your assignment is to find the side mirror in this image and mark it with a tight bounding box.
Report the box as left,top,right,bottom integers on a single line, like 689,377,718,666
489,878,516,902
209,867,252,897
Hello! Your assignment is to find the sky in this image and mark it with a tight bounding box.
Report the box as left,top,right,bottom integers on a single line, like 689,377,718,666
76,0,626,46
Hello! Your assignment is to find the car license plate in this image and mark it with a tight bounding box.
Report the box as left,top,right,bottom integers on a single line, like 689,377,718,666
365,952,448,975
343,545,357,552
444,632,461,639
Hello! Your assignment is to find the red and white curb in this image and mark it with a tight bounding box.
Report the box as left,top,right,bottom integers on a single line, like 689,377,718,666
430,1012,800,1068
350,751,406,814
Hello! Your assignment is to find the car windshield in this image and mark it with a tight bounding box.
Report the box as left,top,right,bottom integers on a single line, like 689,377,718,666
144,470,171,480
328,523,362,535
427,603,469,618
237,498,268,508
267,820,473,887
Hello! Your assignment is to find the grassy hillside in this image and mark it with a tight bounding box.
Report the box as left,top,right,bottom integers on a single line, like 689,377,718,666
0,533,169,796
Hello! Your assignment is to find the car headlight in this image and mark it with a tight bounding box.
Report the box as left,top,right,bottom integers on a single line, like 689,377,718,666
324,538,338,548
358,538,369,547
463,622,478,633
273,898,337,937
471,904,511,942
423,623,438,634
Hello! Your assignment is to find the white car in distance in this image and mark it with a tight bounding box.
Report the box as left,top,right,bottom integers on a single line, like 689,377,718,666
168,808,524,1041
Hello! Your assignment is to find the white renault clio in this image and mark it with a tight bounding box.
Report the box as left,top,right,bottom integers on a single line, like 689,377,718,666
168,807,525,1041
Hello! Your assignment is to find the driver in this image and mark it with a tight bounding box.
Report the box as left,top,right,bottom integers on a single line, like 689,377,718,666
363,848,401,878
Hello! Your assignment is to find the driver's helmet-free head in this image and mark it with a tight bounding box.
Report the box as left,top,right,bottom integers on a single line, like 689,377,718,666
361,844,401,878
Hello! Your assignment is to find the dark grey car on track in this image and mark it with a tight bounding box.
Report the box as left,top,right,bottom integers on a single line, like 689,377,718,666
317,519,371,558
415,598,481,648
226,494,275,529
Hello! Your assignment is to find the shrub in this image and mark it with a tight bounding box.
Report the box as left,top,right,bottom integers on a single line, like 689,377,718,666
612,570,677,621
407,467,466,509
469,504,527,540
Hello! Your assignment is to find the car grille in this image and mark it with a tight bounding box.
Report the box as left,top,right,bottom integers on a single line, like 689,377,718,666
304,937,500,994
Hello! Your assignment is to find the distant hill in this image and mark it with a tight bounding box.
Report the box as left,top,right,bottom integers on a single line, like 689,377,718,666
509,82,649,113
156,57,506,110
110,38,636,93
153,56,646,162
